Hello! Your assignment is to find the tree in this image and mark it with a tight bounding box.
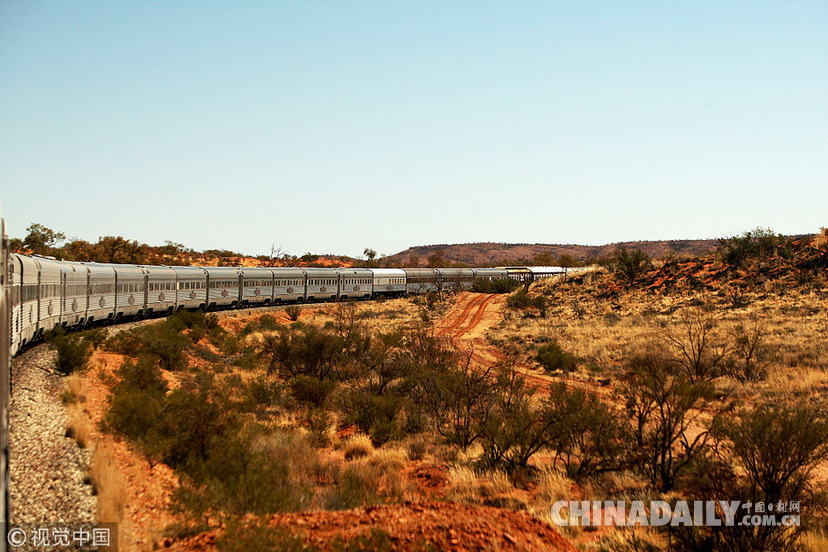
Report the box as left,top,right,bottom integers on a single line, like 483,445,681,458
532,252,556,266
363,248,377,267
557,254,580,268
619,350,716,491
427,250,450,268
23,223,65,255
61,239,95,261
717,227,788,267
671,403,828,552
723,319,772,382
613,247,653,286
661,308,730,382
94,236,148,264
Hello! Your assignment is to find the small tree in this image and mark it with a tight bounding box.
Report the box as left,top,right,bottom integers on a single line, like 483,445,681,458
723,319,772,382
613,247,653,286
23,223,65,255
661,308,730,382
363,248,377,267
535,340,578,373
619,350,716,491
671,403,828,551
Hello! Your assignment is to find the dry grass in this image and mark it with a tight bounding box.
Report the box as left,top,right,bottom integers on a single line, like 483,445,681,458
90,443,131,550
446,466,514,505
595,527,667,552
342,433,374,460
502,274,828,389
813,228,828,249
64,375,91,448
338,446,411,505
800,528,828,552
527,466,573,527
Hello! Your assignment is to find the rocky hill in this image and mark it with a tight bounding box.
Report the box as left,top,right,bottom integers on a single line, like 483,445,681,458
386,239,720,267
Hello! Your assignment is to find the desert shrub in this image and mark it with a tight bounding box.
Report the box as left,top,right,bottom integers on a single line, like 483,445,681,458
479,366,560,473
330,448,409,509
217,523,399,552
660,308,729,382
152,384,238,469
168,309,225,344
239,314,281,337
670,403,828,551
102,356,170,461
340,388,408,446
106,320,188,371
723,319,772,382
480,374,626,478
544,383,628,479
49,328,93,374
82,327,108,348
288,375,337,408
472,277,521,294
218,520,312,552
532,295,548,317
619,351,716,491
446,466,513,505
536,341,579,373
175,429,317,523
506,288,532,309
405,434,431,461
285,305,303,321
613,247,653,286
717,227,789,267
428,360,497,451
534,466,571,505
400,331,501,449
258,325,344,380
243,375,282,410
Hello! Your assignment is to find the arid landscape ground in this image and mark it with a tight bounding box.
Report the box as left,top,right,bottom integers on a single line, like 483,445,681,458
10,229,828,552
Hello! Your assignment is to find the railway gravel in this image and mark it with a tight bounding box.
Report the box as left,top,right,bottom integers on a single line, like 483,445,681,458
9,344,97,524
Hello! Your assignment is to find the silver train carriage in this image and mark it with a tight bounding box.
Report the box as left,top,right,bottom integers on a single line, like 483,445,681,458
3,253,567,360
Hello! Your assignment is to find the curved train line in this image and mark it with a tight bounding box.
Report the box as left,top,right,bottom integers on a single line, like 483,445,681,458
0,211,567,542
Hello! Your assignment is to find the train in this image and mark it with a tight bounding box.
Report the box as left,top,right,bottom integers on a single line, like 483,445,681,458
0,211,567,537
7,254,566,357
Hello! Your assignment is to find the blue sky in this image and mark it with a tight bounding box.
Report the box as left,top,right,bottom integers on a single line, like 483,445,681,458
1,1,826,258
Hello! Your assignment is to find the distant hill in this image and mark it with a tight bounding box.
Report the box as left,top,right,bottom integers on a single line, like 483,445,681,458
386,239,720,267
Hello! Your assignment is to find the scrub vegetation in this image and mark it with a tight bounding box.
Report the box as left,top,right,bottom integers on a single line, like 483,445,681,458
62,227,828,551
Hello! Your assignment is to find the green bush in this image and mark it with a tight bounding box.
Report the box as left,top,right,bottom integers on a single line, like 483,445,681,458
288,375,337,408
106,320,188,371
472,278,521,294
506,288,532,309
258,325,344,380
102,356,169,458
717,227,790,267
50,329,93,374
536,341,579,373
671,403,828,551
168,309,224,344
175,429,318,522
613,247,653,286
244,375,283,409
341,388,408,446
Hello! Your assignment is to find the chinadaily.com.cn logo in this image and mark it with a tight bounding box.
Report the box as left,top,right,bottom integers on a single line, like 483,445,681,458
550,500,801,527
